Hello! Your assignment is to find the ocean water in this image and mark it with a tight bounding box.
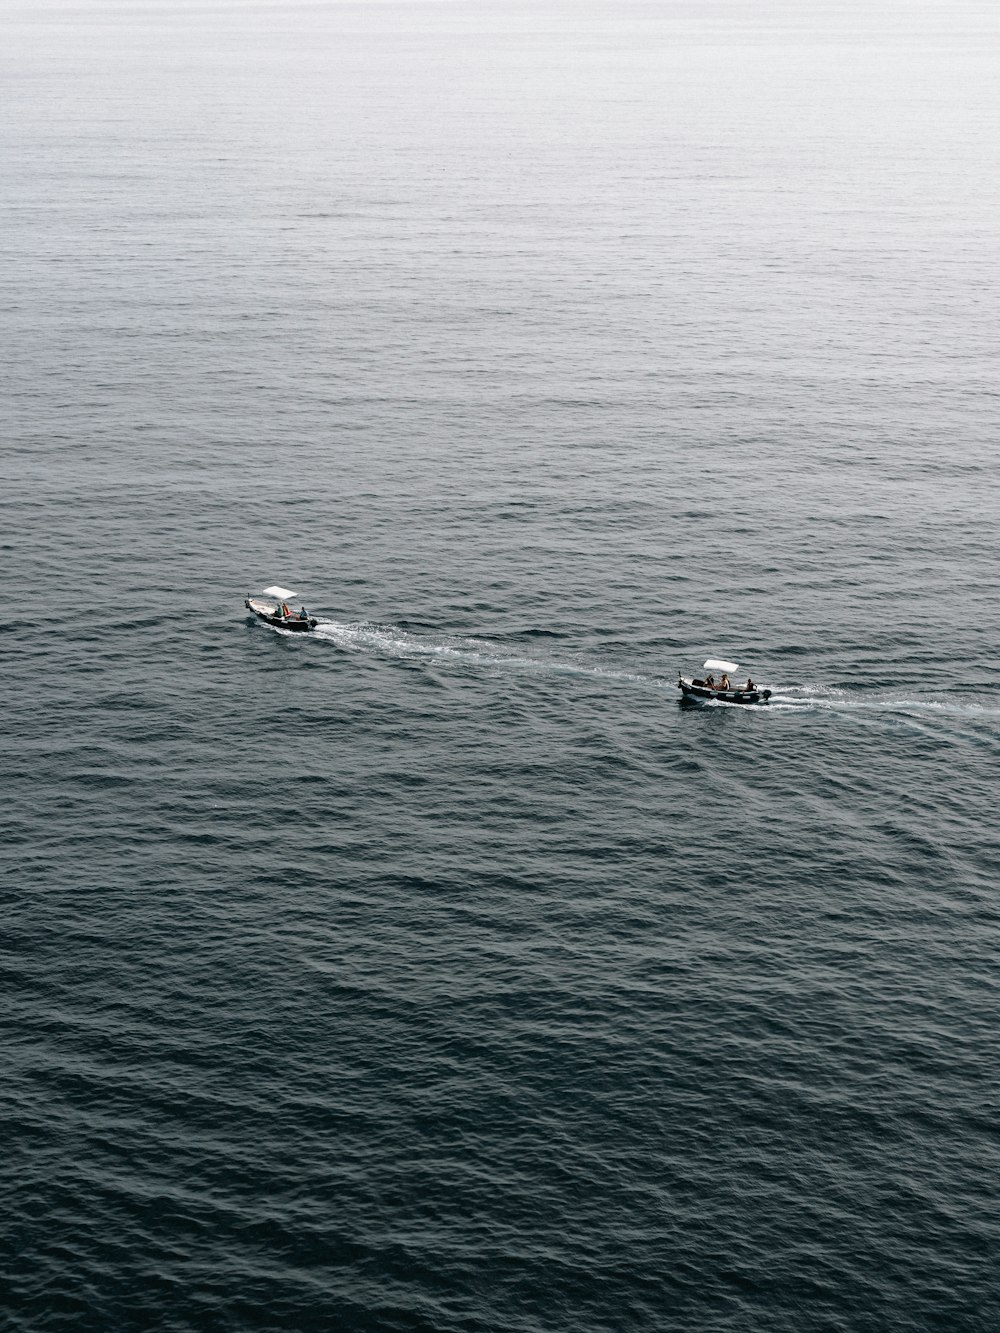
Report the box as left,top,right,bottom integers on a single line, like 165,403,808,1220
3,1,1000,1329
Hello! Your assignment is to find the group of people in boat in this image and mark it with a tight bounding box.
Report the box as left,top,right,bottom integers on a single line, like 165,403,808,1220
696,673,755,692
275,602,309,622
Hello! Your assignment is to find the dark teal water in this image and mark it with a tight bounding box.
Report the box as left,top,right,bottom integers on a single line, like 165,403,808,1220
4,2,1000,1329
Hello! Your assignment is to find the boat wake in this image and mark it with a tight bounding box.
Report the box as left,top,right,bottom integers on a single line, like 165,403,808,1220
766,685,1000,722
309,619,663,689
262,618,999,726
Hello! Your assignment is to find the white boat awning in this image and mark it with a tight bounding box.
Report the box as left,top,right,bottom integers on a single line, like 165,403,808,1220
704,658,739,674
262,585,298,601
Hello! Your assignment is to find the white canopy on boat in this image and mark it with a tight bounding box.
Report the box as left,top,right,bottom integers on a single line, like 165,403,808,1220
262,586,298,601
704,658,739,674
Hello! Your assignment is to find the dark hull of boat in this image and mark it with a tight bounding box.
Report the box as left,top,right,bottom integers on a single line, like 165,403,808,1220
246,600,317,632
678,679,771,705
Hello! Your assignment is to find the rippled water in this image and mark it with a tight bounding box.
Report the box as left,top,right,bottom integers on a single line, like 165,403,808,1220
4,2,1000,1329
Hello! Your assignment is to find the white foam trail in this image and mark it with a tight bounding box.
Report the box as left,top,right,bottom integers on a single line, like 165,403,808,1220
269,621,1000,724
311,619,663,687
767,687,1000,720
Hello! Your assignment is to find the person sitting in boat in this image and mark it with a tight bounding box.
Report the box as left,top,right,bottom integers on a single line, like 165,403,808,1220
704,674,715,689
299,606,308,620
720,674,730,690
745,677,755,691
281,602,291,618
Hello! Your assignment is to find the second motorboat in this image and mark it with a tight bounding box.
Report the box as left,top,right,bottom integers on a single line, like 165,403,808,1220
245,585,318,632
677,658,771,705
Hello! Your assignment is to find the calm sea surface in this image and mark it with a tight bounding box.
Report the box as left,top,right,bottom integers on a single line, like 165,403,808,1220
3,2,999,1329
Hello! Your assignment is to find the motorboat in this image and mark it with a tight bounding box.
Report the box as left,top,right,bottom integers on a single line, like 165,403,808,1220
245,585,317,633
677,657,771,705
